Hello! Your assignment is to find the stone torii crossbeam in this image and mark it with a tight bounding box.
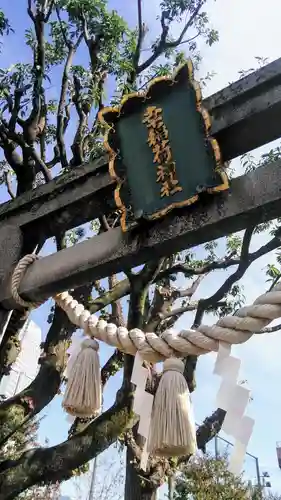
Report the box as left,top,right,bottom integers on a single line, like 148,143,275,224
1,57,281,312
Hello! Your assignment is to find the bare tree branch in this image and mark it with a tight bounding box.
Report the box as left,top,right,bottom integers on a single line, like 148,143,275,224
196,408,226,452
56,6,69,47
80,7,90,42
136,10,169,74
194,226,280,326
3,171,15,199
146,274,206,332
124,430,142,461
137,0,205,74
71,75,88,165
176,32,201,47
0,386,133,498
173,275,206,299
89,278,131,313
134,0,144,69
27,0,35,21
45,0,55,22
56,31,83,168
158,251,239,281
140,31,201,53
261,323,281,334
125,409,226,492
89,70,106,137
0,266,132,440
160,300,227,320
167,1,204,49
128,0,145,84
8,87,25,132
101,350,124,387
178,408,226,466
31,147,52,182
0,121,52,184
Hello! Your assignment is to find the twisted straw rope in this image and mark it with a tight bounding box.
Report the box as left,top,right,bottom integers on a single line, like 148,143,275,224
11,254,281,363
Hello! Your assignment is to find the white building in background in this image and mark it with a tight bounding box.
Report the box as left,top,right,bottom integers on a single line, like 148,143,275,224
0,319,42,398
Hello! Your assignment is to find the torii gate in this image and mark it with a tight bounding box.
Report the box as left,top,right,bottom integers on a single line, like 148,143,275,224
1,56,281,490
1,57,281,322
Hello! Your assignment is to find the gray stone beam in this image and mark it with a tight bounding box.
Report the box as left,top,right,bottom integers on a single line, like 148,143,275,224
1,58,281,239
204,58,281,161
0,156,115,241
1,159,281,309
206,57,281,160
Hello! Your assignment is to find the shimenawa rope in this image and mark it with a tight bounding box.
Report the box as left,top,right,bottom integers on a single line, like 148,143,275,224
10,254,281,363
10,253,280,464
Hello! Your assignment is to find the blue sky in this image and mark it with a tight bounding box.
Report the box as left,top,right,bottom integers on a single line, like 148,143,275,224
2,0,281,497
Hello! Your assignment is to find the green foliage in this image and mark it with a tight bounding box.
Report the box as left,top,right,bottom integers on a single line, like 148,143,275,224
19,483,60,500
62,226,86,247
0,160,14,188
0,399,60,498
0,403,27,458
159,0,219,49
59,0,130,72
238,56,269,79
174,454,261,500
226,234,242,255
0,0,279,495
204,241,218,261
238,143,281,236
160,0,207,22
241,145,281,175
0,9,13,51
0,0,221,176
4,1,274,496
0,10,11,36
266,263,280,280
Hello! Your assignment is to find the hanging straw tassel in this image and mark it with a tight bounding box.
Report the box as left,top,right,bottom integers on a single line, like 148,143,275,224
147,358,197,457
62,338,101,418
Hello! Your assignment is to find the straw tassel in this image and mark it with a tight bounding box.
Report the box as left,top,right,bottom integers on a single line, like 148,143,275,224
62,338,101,418
147,358,197,457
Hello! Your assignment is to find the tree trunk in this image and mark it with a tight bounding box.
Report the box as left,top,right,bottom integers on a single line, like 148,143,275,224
124,447,157,500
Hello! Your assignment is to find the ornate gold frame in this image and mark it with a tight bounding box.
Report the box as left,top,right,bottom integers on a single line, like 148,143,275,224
99,59,229,232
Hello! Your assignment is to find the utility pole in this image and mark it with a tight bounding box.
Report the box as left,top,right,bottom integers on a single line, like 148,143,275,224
88,456,98,500
213,433,262,488
168,475,175,500
88,404,103,500
215,435,219,459
261,471,271,496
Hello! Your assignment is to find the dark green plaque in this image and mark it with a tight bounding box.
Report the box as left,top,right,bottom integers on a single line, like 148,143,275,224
99,60,229,232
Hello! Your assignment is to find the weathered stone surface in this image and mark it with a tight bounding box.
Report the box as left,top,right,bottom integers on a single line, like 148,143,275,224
0,225,23,285
206,57,281,160
1,158,281,307
0,156,114,240
0,225,23,342
1,58,281,238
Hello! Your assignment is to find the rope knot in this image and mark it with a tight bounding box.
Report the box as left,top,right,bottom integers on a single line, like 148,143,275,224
81,338,99,351
11,253,43,309
10,254,281,363
163,358,184,374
